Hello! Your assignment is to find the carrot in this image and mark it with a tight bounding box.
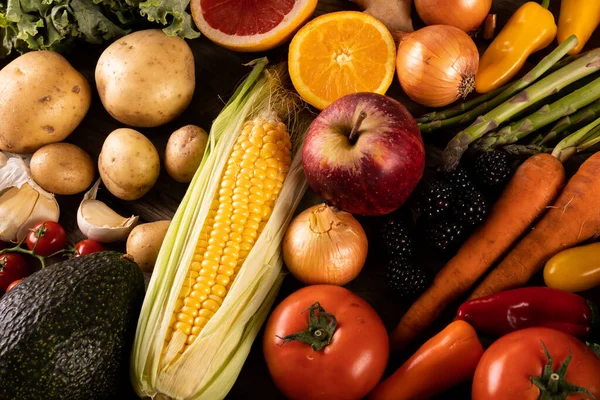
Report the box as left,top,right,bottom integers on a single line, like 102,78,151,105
390,153,565,350
369,321,484,400
469,151,600,299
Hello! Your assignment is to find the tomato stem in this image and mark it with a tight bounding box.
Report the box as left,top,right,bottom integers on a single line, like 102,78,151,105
276,302,337,351
532,341,596,400
587,342,600,358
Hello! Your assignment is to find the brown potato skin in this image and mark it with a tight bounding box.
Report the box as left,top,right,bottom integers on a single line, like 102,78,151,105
31,143,95,195
95,29,195,128
0,51,91,153
98,128,160,201
165,125,208,183
126,220,171,273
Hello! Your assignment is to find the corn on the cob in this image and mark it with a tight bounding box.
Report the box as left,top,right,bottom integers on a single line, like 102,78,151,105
164,116,291,356
132,59,310,400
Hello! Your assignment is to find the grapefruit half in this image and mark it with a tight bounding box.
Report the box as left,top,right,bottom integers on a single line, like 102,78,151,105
191,0,318,52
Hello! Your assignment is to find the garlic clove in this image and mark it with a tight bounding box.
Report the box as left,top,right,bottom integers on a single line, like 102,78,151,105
0,185,39,242
15,187,61,242
0,154,61,242
78,179,139,243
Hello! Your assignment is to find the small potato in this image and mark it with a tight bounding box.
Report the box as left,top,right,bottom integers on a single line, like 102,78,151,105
30,143,95,195
165,125,208,183
98,128,160,200
95,29,195,128
0,51,91,153
126,220,170,272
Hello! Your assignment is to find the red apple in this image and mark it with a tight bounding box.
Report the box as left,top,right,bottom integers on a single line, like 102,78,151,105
302,92,425,216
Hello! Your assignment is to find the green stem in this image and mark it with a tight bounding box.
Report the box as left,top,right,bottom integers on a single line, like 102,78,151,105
473,76,600,151
587,342,600,358
276,302,337,351
531,341,596,400
552,117,600,162
0,244,47,268
419,35,579,133
541,0,550,9
576,125,600,153
441,41,600,171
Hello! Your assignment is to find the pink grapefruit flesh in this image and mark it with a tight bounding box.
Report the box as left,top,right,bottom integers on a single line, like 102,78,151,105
191,0,318,52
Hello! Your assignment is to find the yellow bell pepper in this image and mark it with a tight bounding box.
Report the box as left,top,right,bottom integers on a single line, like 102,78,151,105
544,242,600,293
557,0,600,55
475,0,557,94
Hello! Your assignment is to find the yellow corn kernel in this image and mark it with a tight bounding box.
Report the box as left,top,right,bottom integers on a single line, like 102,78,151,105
164,116,291,355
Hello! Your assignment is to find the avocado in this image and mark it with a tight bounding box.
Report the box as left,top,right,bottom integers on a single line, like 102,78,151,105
0,251,144,400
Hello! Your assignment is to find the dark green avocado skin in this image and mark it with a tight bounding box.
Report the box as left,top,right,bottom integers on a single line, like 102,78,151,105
0,251,144,400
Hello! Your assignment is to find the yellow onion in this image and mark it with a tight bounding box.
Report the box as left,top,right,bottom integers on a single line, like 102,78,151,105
415,0,492,33
396,25,479,107
282,203,368,285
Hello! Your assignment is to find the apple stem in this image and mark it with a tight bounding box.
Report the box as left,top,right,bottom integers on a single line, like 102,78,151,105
348,111,367,144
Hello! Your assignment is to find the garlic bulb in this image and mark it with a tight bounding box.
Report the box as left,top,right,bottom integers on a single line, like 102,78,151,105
0,153,60,242
77,179,139,243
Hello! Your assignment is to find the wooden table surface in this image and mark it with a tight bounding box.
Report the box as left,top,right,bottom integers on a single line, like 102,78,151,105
2,1,599,399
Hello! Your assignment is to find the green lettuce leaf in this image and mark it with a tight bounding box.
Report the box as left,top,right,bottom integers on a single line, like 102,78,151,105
0,0,199,58
139,0,199,39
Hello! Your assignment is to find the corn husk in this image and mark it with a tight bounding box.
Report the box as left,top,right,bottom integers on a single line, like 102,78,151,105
131,58,310,400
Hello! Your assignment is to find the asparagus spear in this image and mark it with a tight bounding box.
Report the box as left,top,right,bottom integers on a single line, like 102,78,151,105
503,144,550,157
441,48,600,171
419,36,579,132
417,48,591,125
552,118,600,162
416,86,506,123
539,99,600,145
473,77,600,151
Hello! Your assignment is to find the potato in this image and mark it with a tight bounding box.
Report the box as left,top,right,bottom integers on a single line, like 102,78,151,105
0,51,91,153
98,128,160,200
126,220,170,272
95,29,195,128
30,143,95,195
165,125,208,183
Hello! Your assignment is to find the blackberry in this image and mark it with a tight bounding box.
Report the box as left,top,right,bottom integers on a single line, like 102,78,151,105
386,258,429,297
452,190,488,228
416,179,453,219
441,167,474,191
472,151,512,187
423,219,465,253
379,219,413,261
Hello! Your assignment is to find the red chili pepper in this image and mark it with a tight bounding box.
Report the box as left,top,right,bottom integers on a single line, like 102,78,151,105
456,287,597,338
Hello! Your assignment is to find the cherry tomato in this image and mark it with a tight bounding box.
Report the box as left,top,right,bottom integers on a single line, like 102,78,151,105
473,327,600,400
0,254,28,292
263,285,389,400
73,240,104,257
26,221,67,257
6,279,21,292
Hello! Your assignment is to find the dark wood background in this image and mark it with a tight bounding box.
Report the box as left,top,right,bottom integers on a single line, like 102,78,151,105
2,1,599,399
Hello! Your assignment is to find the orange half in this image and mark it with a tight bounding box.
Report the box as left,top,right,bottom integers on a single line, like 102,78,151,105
288,11,397,110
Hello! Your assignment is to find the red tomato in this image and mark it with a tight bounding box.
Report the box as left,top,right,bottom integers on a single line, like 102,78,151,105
0,254,28,291
263,285,389,400
74,240,104,257
6,279,21,292
473,327,600,400
26,221,67,257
